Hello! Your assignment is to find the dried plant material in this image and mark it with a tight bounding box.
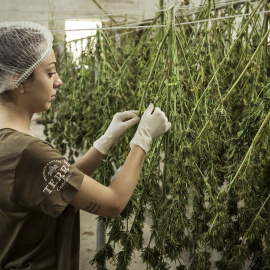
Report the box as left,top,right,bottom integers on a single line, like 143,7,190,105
43,0,270,269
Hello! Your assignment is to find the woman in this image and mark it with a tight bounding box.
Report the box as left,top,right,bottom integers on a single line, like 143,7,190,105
0,22,171,270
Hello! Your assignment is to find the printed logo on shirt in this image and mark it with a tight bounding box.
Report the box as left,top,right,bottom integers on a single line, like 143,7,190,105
42,159,72,195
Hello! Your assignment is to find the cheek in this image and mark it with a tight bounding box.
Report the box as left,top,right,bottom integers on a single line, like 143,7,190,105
35,78,52,92
25,73,54,94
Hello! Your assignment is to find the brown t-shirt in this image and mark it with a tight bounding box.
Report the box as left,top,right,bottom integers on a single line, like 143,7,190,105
0,129,84,270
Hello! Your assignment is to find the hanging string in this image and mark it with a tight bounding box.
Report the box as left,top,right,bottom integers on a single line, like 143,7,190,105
53,29,140,46
50,8,270,34
178,9,269,26
53,24,165,33
52,8,268,46
0,0,253,22
0,8,169,16
0,0,248,15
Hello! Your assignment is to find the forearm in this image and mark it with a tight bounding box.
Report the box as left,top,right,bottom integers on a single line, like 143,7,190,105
109,144,146,211
73,146,105,176
69,105,170,218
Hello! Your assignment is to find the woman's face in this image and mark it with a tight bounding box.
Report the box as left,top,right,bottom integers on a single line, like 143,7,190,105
21,49,62,113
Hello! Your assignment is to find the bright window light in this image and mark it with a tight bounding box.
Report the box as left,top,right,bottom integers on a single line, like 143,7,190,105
65,20,102,60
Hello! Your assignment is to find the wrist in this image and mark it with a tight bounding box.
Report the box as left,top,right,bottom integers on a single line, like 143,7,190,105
130,142,148,155
93,135,114,155
130,131,152,153
129,143,147,156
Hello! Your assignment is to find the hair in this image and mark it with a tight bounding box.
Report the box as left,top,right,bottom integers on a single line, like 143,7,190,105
0,89,17,104
0,71,35,104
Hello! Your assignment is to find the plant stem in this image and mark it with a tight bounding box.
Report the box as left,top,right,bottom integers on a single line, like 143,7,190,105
119,14,161,76
227,109,270,193
206,0,222,99
159,0,165,36
186,0,265,130
100,31,120,70
92,0,118,24
162,7,175,200
241,192,270,244
176,32,195,90
138,31,169,113
263,0,269,82
196,27,270,140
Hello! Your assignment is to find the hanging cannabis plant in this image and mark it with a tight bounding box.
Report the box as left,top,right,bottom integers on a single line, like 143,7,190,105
43,0,270,269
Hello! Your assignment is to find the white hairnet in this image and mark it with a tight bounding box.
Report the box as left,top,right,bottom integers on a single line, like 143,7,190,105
0,22,53,93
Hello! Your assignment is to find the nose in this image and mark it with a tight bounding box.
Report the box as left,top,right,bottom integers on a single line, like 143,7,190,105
54,75,63,89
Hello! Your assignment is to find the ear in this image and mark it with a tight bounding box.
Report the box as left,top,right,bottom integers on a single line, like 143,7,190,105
17,83,24,94
10,73,18,82
10,73,24,94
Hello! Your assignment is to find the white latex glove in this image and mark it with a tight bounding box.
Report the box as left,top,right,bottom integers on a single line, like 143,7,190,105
130,104,171,153
94,111,140,155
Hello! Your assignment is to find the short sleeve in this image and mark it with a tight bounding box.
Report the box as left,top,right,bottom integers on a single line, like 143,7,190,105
14,140,84,218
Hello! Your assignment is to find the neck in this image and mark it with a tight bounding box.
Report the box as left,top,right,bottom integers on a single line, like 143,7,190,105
0,103,34,136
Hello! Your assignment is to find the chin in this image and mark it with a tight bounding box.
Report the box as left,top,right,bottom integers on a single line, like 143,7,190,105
44,106,52,112
36,105,52,113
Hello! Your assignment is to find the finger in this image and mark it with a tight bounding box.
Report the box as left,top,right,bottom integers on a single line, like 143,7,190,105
123,116,140,128
125,110,139,115
153,107,161,114
144,103,154,115
117,111,138,122
120,111,139,121
166,122,172,132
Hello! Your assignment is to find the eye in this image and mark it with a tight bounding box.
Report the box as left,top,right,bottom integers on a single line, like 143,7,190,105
49,72,57,78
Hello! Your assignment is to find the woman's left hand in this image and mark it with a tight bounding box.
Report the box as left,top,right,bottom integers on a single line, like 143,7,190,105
94,111,140,155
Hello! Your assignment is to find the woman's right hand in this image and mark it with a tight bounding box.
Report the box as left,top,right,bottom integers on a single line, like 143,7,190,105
130,104,171,153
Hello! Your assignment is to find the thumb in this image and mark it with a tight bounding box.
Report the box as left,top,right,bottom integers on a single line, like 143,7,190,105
123,116,140,129
166,122,172,132
144,103,154,115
